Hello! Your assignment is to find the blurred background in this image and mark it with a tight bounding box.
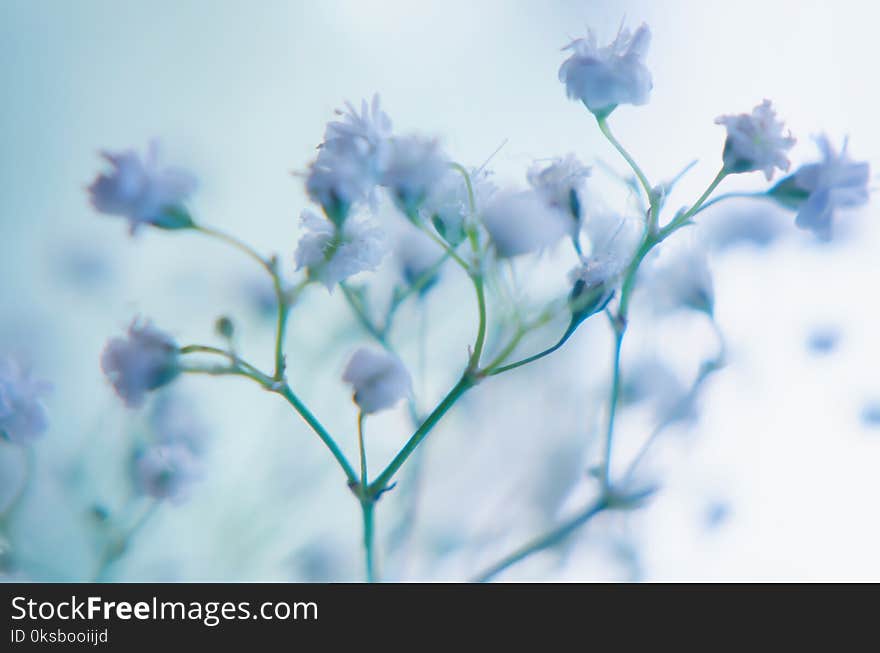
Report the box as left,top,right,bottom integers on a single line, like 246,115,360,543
1,0,878,581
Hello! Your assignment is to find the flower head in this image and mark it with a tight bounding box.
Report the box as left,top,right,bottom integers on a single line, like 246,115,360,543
422,167,496,245
306,94,393,224
0,357,51,446
481,190,570,258
528,154,591,227
640,238,715,315
570,211,641,288
88,141,197,234
788,136,870,240
394,227,445,291
559,23,652,116
342,347,412,414
133,443,200,503
101,320,180,409
715,100,795,180
381,135,449,214
294,210,386,290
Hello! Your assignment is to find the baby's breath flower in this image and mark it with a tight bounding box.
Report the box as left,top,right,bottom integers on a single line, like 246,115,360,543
527,154,591,227
572,211,641,288
422,167,496,245
101,320,180,409
306,94,393,224
558,23,652,116
0,357,51,446
394,228,444,291
294,210,386,291
788,136,869,240
133,443,200,503
87,141,197,234
640,239,715,315
715,100,795,180
381,135,449,215
342,347,412,414
481,190,570,258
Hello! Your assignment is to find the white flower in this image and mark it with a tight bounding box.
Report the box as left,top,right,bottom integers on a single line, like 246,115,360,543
481,190,570,258
101,320,180,409
134,443,200,503
306,94,393,222
791,135,870,240
527,154,591,227
150,394,208,454
569,211,641,287
294,210,386,290
421,167,496,245
394,227,444,289
305,148,377,221
0,357,51,446
715,100,795,180
342,347,412,414
381,135,449,213
88,141,197,234
558,23,652,115
640,238,714,315
324,94,393,161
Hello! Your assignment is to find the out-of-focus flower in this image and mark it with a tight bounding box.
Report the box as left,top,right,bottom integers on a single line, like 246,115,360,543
88,141,197,234
150,394,208,455
133,443,200,503
394,228,444,291
861,400,880,429
342,347,411,414
771,136,870,241
0,357,51,446
306,95,393,225
422,167,496,245
703,206,788,251
381,135,449,214
715,100,795,180
101,320,180,409
481,190,569,258
572,211,641,288
558,23,652,116
640,239,715,315
621,357,689,421
805,324,841,356
294,210,386,291
528,154,591,229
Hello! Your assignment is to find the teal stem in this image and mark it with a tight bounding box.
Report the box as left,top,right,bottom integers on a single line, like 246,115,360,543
361,500,376,583
368,374,476,495
601,324,625,491
596,116,652,202
472,497,608,582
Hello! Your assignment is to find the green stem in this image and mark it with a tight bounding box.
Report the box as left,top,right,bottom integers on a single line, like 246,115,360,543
485,324,575,376
689,190,767,218
93,500,159,582
468,275,488,370
341,282,386,345
659,168,728,239
472,497,608,582
276,384,358,485
361,500,376,583
368,374,476,495
601,324,625,491
596,116,652,202
357,412,368,488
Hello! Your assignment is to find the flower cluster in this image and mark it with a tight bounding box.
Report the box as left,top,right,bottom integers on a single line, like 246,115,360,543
0,357,51,446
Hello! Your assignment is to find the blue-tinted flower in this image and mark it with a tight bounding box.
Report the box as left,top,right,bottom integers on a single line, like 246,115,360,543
150,394,208,454
133,443,200,503
528,154,591,228
559,23,652,116
88,141,197,234
715,100,795,180
294,210,386,290
394,227,444,291
101,320,180,409
381,135,449,214
342,347,411,414
0,357,51,446
640,238,715,315
422,167,496,245
481,190,569,258
790,136,870,240
570,211,641,288
306,94,393,224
